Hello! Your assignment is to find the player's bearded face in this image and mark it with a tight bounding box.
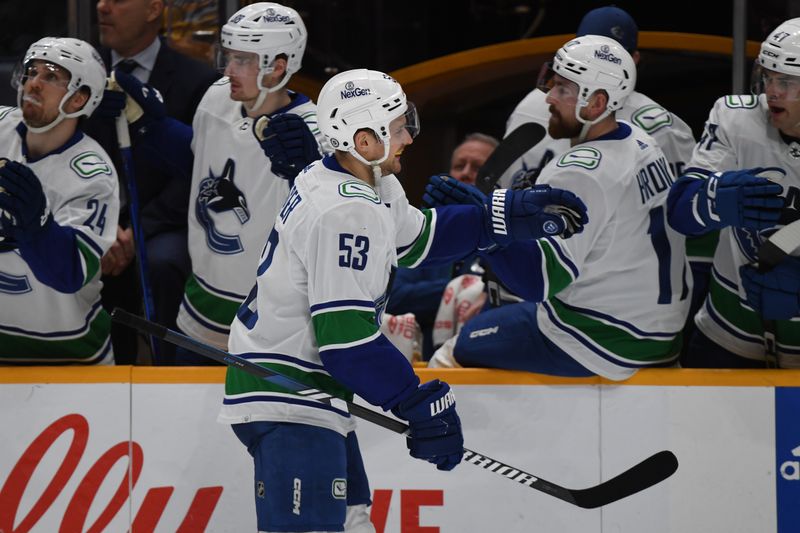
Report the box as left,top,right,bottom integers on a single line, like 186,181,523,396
761,69,800,135
379,115,414,175
545,76,582,139
19,61,69,128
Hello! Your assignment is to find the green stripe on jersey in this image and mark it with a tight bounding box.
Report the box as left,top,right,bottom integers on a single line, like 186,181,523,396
76,238,100,286
312,308,378,348
0,309,110,361
685,231,719,261
225,363,353,401
184,274,242,327
398,209,434,267
549,298,682,362
540,239,575,299
706,273,800,346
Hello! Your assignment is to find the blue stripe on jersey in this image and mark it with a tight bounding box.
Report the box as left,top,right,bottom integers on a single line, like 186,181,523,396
420,205,484,266
195,272,248,300
703,297,765,345
74,229,104,257
556,299,681,338
0,299,102,338
237,351,328,372
19,220,84,293
711,265,739,291
541,300,670,368
481,239,547,302
180,294,232,334
310,299,375,315
223,394,351,418
320,334,419,410
543,237,579,279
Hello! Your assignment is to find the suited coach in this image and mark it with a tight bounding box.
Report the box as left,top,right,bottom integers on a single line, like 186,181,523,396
85,0,219,364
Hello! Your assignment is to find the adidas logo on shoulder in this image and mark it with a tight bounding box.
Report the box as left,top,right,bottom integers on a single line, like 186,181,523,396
636,139,649,150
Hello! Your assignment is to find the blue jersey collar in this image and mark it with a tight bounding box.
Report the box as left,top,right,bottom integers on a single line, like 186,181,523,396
16,122,84,163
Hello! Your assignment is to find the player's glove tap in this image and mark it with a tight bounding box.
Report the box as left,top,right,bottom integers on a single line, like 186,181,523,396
0,159,51,244
95,69,167,135
424,175,588,248
740,257,800,320
392,379,464,471
254,113,321,181
695,167,784,230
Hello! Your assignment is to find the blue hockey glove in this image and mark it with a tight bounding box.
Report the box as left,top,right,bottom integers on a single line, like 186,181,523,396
254,113,321,180
0,160,51,244
392,380,464,471
740,258,800,320
695,168,783,230
425,176,588,247
423,174,485,208
92,88,127,119
112,69,166,132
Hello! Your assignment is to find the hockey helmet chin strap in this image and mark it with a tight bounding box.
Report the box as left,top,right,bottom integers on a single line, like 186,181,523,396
22,95,85,134
574,97,613,144
246,60,291,113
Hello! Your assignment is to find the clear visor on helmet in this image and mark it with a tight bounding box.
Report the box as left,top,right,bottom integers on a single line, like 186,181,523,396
388,101,420,141
12,60,71,91
751,63,800,102
216,47,260,77
540,68,579,102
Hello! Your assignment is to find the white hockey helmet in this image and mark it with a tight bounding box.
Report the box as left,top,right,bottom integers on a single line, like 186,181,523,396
758,18,800,77
13,37,106,133
219,2,307,95
552,35,636,124
317,69,419,167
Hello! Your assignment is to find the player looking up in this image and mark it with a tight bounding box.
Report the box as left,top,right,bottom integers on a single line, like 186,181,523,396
221,68,588,532
426,35,691,380
667,18,798,368
0,37,119,364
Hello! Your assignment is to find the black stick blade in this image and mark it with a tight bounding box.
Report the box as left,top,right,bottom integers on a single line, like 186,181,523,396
475,122,546,194
568,450,679,509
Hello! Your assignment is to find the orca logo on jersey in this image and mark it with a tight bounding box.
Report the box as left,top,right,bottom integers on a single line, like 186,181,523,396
491,190,508,236
341,81,372,99
594,45,622,65
70,152,113,179
430,389,456,417
196,158,250,254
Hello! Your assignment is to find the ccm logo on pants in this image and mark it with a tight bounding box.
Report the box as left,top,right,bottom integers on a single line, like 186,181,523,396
469,326,498,339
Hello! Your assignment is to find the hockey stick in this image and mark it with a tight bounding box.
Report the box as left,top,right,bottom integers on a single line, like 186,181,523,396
475,122,546,194
111,308,678,508
756,210,800,366
115,110,160,362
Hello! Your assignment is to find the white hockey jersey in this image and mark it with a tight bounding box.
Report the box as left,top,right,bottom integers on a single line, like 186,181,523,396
220,156,432,436
0,107,119,364
688,94,800,366
496,122,691,380
176,80,327,348
499,89,696,188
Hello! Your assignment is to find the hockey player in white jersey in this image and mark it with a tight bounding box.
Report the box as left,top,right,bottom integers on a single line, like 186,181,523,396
426,36,691,380
500,6,696,189
667,19,799,368
173,3,326,359
0,37,119,364
222,68,587,532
